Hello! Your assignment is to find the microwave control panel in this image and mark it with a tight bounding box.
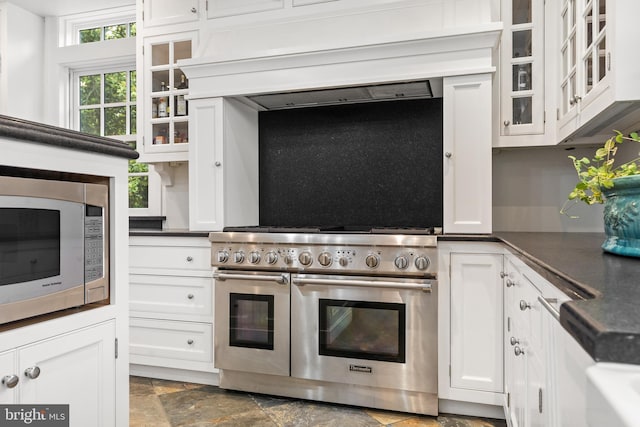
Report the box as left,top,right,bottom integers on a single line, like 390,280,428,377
84,205,104,282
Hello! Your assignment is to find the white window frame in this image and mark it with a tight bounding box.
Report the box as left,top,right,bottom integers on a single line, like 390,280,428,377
71,65,160,216
58,6,135,47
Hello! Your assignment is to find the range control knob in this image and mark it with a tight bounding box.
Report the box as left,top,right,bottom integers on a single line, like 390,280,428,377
283,254,293,265
233,251,245,264
248,251,261,264
338,257,349,267
415,256,430,271
265,251,278,265
365,254,380,269
217,250,229,263
394,255,409,270
318,252,332,266
299,251,313,266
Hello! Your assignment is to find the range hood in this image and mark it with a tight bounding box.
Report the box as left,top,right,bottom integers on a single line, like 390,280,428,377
247,80,439,110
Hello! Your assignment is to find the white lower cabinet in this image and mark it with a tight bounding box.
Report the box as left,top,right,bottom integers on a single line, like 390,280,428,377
129,235,217,384
503,251,582,427
0,321,116,426
450,252,504,393
439,242,505,415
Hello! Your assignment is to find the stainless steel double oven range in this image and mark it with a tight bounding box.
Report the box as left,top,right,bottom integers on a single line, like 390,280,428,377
209,227,438,415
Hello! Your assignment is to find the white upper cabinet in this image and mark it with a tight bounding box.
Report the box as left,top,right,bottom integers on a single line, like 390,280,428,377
142,0,200,27
495,0,557,148
500,0,544,136
207,0,284,19
443,74,493,234
556,0,640,144
139,33,196,163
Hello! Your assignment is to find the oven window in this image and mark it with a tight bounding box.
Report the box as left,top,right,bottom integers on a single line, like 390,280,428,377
0,208,61,286
229,293,275,350
319,299,406,363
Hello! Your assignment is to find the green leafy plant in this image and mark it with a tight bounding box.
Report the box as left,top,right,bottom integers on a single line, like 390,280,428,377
561,131,640,217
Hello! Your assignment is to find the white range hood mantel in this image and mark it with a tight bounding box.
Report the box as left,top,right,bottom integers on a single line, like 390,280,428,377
180,23,502,102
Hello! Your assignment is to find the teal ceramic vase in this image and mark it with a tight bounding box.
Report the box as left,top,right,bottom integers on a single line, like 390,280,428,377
602,175,640,257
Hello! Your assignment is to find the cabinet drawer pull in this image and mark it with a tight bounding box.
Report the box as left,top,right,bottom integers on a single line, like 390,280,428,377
24,366,41,379
187,339,194,345
2,375,19,388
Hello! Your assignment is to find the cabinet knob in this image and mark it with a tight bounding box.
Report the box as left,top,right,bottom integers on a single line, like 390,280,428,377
506,278,515,287
187,339,194,345
500,272,506,278
214,161,222,167
2,375,19,388
503,120,510,127
514,346,525,356
186,256,193,262
510,337,520,346
24,366,41,379
187,293,194,299
519,300,531,311
191,7,197,13
445,152,452,158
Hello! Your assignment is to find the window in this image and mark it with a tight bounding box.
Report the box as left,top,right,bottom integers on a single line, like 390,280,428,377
79,22,136,44
73,66,158,214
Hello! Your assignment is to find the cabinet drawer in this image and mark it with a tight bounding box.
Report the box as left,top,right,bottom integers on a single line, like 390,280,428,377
130,318,213,365
130,275,213,320
130,244,211,272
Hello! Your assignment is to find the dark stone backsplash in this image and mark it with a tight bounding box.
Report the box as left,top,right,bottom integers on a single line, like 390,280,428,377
258,98,443,228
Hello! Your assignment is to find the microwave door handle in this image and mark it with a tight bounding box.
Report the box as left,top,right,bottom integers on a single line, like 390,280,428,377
213,272,288,285
291,277,432,293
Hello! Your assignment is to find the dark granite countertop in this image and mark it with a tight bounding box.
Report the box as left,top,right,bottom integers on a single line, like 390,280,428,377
0,115,138,160
495,232,640,365
129,229,210,238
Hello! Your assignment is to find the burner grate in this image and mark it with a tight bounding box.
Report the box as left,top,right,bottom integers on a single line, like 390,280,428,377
222,225,441,235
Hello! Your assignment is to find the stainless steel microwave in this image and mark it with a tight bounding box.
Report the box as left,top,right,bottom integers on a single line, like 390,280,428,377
0,175,109,324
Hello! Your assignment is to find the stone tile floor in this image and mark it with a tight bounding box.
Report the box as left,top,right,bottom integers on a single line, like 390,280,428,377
130,376,508,427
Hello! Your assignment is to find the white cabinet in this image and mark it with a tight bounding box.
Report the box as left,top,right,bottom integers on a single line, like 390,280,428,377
503,252,576,427
207,0,284,18
556,0,640,143
141,0,200,28
129,235,218,384
499,0,545,138
138,32,196,163
0,350,17,403
188,97,258,231
0,322,116,426
443,74,493,234
438,242,504,411
450,253,504,393
495,0,557,148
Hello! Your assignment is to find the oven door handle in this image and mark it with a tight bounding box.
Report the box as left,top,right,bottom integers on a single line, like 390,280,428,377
292,277,432,292
213,272,289,285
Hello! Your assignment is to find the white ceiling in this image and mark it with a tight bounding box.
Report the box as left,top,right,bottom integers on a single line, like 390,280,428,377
13,0,135,17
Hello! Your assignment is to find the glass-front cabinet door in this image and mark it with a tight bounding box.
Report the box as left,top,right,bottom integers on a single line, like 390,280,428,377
140,32,196,162
500,0,544,137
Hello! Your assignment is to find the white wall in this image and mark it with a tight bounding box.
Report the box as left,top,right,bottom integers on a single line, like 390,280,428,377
492,142,639,232
162,162,190,230
0,2,44,122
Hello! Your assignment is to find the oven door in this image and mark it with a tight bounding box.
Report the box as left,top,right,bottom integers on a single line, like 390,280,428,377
213,270,290,376
291,273,437,393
